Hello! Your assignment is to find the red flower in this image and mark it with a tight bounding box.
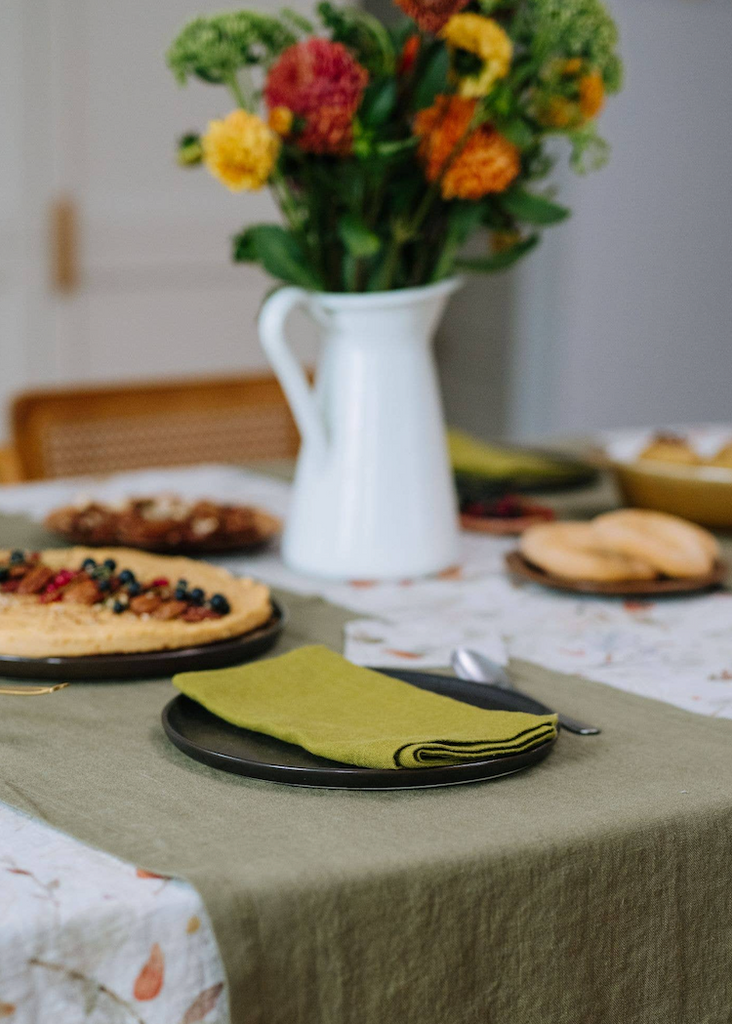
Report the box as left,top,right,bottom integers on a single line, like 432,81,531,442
264,39,368,155
298,106,356,156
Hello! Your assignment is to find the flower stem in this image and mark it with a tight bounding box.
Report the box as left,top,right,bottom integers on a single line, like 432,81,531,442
226,73,251,112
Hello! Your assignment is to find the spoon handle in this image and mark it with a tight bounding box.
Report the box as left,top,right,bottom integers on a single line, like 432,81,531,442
451,649,600,736
555,712,601,736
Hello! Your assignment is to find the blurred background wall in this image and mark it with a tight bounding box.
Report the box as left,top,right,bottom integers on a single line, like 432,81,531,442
2,0,731,445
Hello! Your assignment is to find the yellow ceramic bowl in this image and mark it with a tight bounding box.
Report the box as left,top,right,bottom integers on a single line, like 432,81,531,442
610,459,732,530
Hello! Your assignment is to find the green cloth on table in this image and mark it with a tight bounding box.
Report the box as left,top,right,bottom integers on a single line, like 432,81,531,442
173,645,558,769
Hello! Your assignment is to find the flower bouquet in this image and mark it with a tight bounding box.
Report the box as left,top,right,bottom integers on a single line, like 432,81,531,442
166,0,622,581
167,0,622,293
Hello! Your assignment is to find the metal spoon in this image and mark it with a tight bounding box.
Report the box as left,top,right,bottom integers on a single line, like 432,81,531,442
451,648,600,736
0,683,69,696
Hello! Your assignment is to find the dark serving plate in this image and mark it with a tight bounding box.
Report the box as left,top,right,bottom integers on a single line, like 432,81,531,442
162,669,557,790
0,600,286,682
506,551,728,597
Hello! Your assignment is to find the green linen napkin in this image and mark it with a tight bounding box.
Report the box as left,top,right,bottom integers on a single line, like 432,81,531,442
173,646,558,770
448,428,576,480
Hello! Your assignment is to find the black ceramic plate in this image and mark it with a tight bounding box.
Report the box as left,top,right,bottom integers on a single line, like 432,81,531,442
0,600,285,682
162,669,557,790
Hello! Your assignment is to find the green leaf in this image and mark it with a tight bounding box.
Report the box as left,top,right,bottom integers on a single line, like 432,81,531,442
498,118,535,149
338,214,382,258
429,203,484,281
372,136,419,158
279,7,313,34
456,235,540,273
360,80,397,129
232,225,323,289
317,2,395,76
412,46,449,111
448,203,484,246
501,190,570,225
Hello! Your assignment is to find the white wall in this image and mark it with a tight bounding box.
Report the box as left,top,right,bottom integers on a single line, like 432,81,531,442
507,0,732,438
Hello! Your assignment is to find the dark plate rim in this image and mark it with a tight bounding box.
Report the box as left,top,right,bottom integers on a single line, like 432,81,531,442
505,550,727,596
0,598,286,670
161,671,558,790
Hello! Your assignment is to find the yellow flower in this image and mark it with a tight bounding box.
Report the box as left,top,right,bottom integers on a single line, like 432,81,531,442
441,14,512,98
539,96,579,129
203,110,280,192
268,106,294,137
560,57,584,77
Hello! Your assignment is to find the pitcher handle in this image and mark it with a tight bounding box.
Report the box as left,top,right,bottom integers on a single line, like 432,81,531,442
258,287,328,461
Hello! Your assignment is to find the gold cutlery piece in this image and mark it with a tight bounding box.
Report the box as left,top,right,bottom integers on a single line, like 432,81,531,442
0,683,69,696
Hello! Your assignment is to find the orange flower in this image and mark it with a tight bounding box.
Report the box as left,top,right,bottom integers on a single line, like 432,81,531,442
268,106,294,136
579,71,605,120
415,94,475,179
414,95,520,200
394,0,469,34
399,34,421,75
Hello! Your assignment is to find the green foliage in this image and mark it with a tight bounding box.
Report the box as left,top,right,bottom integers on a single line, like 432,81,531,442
568,125,610,173
513,0,623,93
169,0,622,291
501,188,570,225
411,45,450,111
176,133,203,166
431,203,485,280
232,225,324,289
317,2,396,76
456,235,540,273
166,11,298,85
338,214,382,258
359,80,398,130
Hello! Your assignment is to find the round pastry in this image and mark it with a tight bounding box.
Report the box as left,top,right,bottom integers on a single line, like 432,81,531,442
592,509,718,578
0,547,272,658
638,434,699,465
520,522,658,582
706,443,732,469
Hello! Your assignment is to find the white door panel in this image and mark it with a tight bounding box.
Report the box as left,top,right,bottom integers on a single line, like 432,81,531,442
3,0,316,442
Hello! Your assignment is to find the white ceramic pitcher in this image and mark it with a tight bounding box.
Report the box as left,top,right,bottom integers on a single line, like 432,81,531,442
258,278,461,580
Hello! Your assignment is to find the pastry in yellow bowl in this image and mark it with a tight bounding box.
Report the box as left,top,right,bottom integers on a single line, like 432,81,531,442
638,434,699,465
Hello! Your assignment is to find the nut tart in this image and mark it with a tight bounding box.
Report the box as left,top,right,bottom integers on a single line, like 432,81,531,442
44,496,281,554
0,548,271,658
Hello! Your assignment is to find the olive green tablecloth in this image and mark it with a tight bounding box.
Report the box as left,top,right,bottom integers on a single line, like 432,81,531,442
1,509,732,1024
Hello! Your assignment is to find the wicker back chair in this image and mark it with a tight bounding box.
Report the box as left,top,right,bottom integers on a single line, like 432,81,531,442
9,374,299,481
